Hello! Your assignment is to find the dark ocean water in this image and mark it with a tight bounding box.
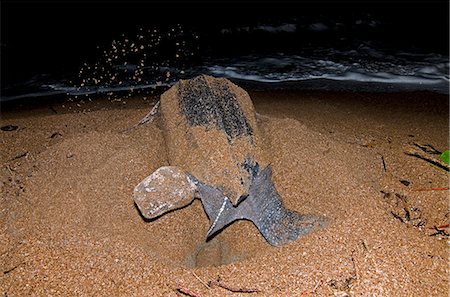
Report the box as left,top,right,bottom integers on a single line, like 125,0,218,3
1,1,449,104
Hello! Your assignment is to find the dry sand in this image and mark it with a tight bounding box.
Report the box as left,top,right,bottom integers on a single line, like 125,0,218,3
1,88,448,296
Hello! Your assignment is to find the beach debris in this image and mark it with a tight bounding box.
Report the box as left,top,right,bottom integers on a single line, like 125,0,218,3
439,150,449,164
428,223,449,239
380,155,387,172
50,132,63,138
412,142,441,155
188,272,260,293
436,223,450,228
176,284,201,297
133,75,327,246
11,152,28,161
1,125,18,131
380,190,426,228
400,179,410,186
191,272,210,289
326,277,355,296
189,272,260,293
404,144,449,172
3,262,24,275
208,278,260,293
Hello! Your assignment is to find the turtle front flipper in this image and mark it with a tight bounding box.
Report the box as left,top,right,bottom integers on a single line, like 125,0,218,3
193,181,240,239
133,166,198,219
198,166,328,246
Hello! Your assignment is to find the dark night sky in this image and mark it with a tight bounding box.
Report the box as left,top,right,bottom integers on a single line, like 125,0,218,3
1,1,449,86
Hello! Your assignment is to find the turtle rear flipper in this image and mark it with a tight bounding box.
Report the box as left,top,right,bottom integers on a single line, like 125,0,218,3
198,166,328,246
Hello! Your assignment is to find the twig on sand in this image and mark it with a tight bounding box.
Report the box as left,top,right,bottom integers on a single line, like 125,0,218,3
436,223,450,229
351,251,360,282
176,284,201,297
192,272,210,289
412,143,441,155
404,147,449,172
3,262,24,275
11,152,28,161
312,279,323,293
5,164,15,174
380,155,387,172
428,225,449,238
208,279,260,293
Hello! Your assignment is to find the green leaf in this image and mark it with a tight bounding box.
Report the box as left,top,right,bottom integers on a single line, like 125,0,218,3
440,150,450,164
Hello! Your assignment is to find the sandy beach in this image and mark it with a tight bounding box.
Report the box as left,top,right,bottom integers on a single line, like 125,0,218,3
1,87,448,296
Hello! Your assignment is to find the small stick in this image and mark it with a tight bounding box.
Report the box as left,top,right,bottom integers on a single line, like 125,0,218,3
351,251,360,281
413,143,441,155
3,262,24,275
208,280,260,293
381,155,387,172
11,152,28,161
429,226,449,238
412,187,449,192
428,223,449,229
5,164,15,174
404,149,449,172
176,284,201,297
192,272,210,289
312,279,323,293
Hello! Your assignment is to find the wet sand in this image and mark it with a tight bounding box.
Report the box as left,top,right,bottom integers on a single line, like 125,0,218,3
1,88,448,296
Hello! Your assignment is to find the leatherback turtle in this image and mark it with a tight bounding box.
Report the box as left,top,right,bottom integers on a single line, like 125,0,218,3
133,75,327,246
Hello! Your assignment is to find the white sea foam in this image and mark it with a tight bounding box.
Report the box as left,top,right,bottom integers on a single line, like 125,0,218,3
205,50,449,93
1,46,448,102
308,22,329,32
256,23,297,33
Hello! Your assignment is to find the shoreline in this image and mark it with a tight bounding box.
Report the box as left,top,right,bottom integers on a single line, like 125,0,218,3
1,86,448,114
1,76,449,112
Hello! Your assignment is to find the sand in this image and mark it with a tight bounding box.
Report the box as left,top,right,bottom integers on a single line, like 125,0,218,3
1,88,448,296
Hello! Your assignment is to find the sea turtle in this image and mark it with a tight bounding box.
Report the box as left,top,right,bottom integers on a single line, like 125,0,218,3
133,75,327,246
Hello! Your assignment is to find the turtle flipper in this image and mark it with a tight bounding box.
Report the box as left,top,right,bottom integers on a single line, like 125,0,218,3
134,166,327,246
197,166,328,246
194,184,239,238
242,165,328,246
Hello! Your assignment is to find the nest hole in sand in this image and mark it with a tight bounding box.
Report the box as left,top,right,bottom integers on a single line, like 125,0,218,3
136,199,271,268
